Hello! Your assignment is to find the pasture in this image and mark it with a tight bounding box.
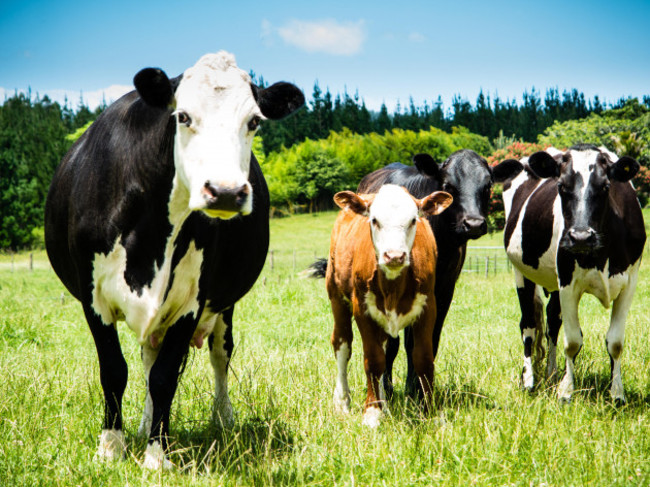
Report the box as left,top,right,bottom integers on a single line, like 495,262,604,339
1,211,649,486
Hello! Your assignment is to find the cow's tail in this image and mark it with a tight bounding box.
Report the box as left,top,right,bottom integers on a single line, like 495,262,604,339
533,285,546,363
300,257,328,279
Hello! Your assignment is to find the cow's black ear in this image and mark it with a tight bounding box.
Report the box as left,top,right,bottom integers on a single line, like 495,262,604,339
413,153,440,179
134,68,173,108
528,151,560,179
608,156,640,182
492,159,524,183
253,82,305,120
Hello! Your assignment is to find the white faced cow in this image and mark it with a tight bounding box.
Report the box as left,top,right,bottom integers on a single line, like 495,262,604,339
326,185,452,426
45,51,304,468
493,144,646,403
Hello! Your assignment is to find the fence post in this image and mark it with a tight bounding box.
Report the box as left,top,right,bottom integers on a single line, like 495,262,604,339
30,253,33,271
485,256,489,278
270,250,274,271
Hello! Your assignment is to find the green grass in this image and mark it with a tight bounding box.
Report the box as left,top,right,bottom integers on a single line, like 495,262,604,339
1,212,649,486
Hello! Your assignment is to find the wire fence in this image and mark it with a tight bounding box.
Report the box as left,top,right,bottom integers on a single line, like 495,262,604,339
0,247,513,277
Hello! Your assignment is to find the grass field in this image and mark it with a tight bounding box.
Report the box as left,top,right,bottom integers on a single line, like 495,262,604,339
1,211,649,486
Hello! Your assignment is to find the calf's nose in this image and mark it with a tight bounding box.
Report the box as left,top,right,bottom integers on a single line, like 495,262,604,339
383,250,406,267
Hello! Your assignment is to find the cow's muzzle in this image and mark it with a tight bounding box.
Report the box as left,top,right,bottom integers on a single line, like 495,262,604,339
562,227,598,254
202,181,251,217
461,216,487,239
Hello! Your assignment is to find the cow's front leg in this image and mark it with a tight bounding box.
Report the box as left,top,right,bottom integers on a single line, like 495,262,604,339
356,315,387,428
411,304,436,410
606,264,639,404
515,275,545,391
84,305,128,462
209,308,235,429
330,297,353,414
382,336,399,400
557,287,582,402
138,340,160,438
143,313,198,470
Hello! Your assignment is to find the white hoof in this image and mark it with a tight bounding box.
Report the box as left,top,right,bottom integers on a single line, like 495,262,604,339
557,375,574,403
96,429,126,461
361,406,382,428
142,441,174,470
333,391,351,414
522,358,535,391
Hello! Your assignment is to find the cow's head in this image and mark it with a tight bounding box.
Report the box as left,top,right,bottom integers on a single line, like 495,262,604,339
334,185,452,279
528,144,639,254
413,149,492,241
133,51,304,219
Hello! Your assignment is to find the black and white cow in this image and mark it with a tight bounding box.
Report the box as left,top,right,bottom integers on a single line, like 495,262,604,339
45,51,304,468
493,144,646,402
356,149,494,397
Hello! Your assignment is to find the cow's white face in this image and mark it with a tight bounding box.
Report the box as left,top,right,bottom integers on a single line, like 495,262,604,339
334,185,453,280
368,185,421,277
173,52,262,219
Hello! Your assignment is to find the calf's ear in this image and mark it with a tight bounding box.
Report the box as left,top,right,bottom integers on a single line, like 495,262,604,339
608,156,639,182
528,151,560,179
252,82,305,120
413,153,440,179
134,68,174,108
333,191,370,215
492,159,524,183
419,191,453,216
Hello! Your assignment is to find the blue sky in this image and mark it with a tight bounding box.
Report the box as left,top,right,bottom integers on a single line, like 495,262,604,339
1,0,649,114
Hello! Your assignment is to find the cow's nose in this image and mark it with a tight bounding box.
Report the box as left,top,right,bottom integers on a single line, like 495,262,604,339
383,251,406,267
462,216,487,238
568,228,596,245
202,182,250,212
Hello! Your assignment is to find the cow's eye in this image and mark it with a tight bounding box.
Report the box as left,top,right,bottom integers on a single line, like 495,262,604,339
411,218,417,227
371,217,381,229
176,111,191,127
248,115,262,131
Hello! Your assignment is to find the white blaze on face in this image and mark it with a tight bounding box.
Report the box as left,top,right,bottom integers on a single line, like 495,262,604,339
173,51,262,217
368,185,419,279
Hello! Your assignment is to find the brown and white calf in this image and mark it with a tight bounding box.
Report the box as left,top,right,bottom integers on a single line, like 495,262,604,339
325,184,452,426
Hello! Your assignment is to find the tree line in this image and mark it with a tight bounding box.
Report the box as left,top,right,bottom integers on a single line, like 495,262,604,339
258,81,649,154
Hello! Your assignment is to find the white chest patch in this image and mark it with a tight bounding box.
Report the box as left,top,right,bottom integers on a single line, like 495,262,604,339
566,261,633,307
364,292,428,338
91,237,204,344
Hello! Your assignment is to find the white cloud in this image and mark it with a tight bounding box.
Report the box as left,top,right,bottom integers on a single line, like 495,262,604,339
408,32,426,43
275,19,366,56
0,84,132,110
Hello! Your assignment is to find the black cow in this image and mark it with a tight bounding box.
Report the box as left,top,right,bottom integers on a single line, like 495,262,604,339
45,51,304,468
493,144,645,402
356,149,494,397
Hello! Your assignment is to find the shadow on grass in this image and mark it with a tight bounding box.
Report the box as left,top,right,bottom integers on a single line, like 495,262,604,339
526,368,650,411
148,414,296,473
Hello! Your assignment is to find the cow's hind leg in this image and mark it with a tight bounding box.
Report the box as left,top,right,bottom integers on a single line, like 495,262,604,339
330,297,353,414
516,275,544,391
545,291,561,381
143,313,198,470
209,308,235,429
84,305,128,461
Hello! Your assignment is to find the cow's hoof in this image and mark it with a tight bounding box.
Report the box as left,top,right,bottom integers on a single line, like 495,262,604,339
96,429,126,461
142,441,174,470
213,400,235,429
333,390,351,414
361,406,382,428
611,396,627,408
